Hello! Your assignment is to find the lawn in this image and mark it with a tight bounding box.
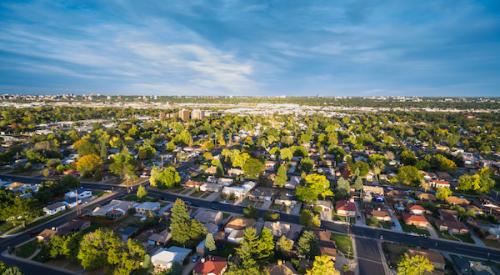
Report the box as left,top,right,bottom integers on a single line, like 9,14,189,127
438,231,474,243
15,239,39,258
9,210,69,234
399,220,430,236
331,233,353,259
121,194,158,202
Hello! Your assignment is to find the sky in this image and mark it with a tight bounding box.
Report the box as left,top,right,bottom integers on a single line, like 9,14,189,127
0,0,499,96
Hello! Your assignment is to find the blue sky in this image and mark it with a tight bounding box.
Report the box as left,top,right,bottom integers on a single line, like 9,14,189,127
1,0,499,96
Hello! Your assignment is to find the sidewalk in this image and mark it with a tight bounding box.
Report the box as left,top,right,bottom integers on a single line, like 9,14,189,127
387,208,403,232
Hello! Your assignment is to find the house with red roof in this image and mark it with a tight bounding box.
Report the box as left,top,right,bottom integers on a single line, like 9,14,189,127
193,256,228,275
408,205,425,215
336,200,357,217
403,214,429,228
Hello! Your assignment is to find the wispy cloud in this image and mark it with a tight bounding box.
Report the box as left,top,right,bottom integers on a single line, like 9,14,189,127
0,0,499,96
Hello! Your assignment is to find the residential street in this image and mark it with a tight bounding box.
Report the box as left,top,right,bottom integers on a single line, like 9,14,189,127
355,237,386,275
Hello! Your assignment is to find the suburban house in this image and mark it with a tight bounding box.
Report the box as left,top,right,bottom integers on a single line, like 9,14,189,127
43,202,66,215
193,256,228,275
227,168,244,177
370,209,391,221
403,214,429,228
417,193,436,201
200,183,223,192
64,188,92,200
285,176,300,190
263,221,303,240
430,180,450,189
151,246,192,271
409,205,426,215
336,200,357,218
56,219,91,236
249,187,277,202
224,217,256,234
446,196,470,206
91,199,137,218
148,229,172,246
316,200,333,220
135,202,161,216
436,209,470,234
266,261,299,275
195,210,224,225
37,229,57,242
317,231,337,261
185,180,204,189
222,181,256,199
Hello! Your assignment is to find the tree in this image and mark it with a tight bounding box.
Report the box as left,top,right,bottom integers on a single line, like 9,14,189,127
78,229,113,270
401,150,417,166
431,154,456,172
109,148,137,181
257,228,275,263
149,166,181,189
350,161,369,177
300,157,314,172
300,209,321,228
397,253,434,275
170,199,206,246
397,166,423,186
274,164,288,188
136,185,147,200
336,177,350,199
436,187,452,200
243,158,264,179
277,235,293,255
353,176,363,191
297,231,319,259
235,227,259,268
3,266,23,275
457,168,495,193
280,148,293,161
296,174,333,203
306,255,339,275
76,154,103,178
205,233,216,252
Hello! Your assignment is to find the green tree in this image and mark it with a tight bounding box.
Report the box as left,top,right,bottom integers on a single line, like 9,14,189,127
436,187,452,200
257,228,275,263
77,229,113,270
205,233,216,252
235,227,260,268
296,174,333,203
274,164,288,188
299,209,321,228
170,199,206,246
336,177,350,199
109,148,137,181
297,230,319,259
3,266,23,275
306,255,339,275
353,176,363,191
76,154,103,178
136,185,147,200
243,158,264,179
280,148,293,161
149,166,181,189
401,150,417,166
277,235,293,255
457,168,495,193
300,157,314,172
350,161,369,177
397,166,423,186
397,253,434,275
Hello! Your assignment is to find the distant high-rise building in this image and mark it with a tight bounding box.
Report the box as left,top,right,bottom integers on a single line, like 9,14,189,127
191,109,205,120
179,109,191,121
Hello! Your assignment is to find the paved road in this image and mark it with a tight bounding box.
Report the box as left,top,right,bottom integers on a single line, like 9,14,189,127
355,237,386,275
1,174,500,274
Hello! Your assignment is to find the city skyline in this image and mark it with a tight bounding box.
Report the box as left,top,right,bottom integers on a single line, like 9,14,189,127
1,1,500,96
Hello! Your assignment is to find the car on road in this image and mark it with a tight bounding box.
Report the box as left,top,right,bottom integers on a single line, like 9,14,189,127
192,255,200,263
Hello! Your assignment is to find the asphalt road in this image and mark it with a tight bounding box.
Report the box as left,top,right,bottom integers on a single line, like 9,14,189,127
355,237,386,275
1,174,500,275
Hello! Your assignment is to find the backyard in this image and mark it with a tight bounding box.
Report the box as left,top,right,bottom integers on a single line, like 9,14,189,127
331,233,354,259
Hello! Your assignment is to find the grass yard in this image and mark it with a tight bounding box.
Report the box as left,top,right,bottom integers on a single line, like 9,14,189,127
15,239,39,258
331,233,353,259
399,220,430,236
122,194,158,202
